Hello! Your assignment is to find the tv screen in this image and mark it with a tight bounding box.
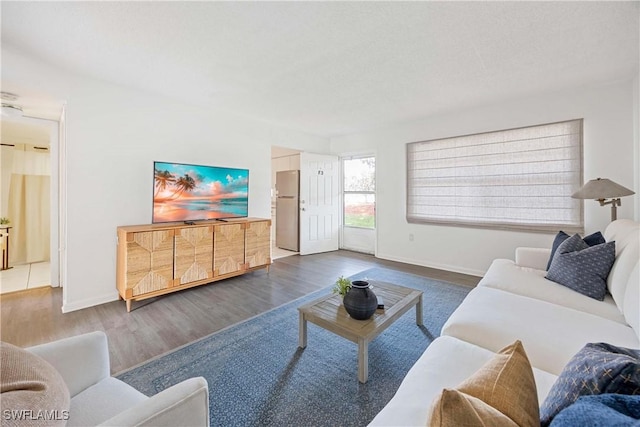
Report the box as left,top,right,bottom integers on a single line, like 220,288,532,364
153,161,249,223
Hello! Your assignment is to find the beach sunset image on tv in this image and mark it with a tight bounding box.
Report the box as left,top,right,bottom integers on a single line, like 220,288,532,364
153,161,249,223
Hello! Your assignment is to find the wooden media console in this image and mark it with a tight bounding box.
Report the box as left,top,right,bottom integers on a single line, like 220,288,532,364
116,218,271,311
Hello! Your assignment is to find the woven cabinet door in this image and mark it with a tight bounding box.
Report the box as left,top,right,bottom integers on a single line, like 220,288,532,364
174,225,214,286
245,220,271,269
213,223,245,276
125,230,174,297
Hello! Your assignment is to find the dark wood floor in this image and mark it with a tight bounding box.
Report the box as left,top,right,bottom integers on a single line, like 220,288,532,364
0,250,479,374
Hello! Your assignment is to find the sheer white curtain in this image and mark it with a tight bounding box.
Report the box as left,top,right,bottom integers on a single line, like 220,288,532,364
6,144,50,265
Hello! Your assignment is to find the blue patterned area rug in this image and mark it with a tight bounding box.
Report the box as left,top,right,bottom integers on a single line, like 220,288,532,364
117,267,471,427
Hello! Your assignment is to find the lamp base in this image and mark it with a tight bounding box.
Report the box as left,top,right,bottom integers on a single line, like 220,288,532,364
598,198,621,222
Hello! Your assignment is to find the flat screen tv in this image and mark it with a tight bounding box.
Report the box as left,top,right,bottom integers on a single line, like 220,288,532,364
153,161,249,223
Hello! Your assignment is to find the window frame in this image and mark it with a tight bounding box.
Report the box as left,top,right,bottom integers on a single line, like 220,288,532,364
342,156,376,230
406,119,584,233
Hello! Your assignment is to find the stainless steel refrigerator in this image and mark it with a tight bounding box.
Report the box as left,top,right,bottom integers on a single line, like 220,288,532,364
276,170,300,251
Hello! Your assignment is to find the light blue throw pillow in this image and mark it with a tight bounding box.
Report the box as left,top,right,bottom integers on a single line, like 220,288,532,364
545,233,615,300
540,343,640,426
549,394,640,427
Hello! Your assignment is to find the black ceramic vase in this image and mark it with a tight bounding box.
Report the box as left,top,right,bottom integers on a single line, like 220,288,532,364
343,280,377,320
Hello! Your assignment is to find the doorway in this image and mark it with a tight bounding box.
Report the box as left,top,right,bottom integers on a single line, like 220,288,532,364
270,148,341,257
0,116,60,294
271,146,301,259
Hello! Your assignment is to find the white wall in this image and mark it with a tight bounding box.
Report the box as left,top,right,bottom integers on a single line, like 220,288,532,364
633,73,639,222
2,47,328,312
330,81,637,276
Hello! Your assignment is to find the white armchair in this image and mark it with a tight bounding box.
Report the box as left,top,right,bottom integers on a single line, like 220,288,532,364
26,331,209,427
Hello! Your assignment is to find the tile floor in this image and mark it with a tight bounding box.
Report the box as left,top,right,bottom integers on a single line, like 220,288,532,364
0,261,51,294
271,244,298,260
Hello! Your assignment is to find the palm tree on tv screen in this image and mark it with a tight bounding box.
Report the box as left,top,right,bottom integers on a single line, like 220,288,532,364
172,174,197,198
154,169,176,197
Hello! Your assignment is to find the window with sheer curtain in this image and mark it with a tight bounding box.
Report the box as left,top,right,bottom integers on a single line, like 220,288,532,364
406,119,584,233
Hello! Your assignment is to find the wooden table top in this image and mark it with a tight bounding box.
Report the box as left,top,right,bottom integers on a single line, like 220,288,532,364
297,281,423,342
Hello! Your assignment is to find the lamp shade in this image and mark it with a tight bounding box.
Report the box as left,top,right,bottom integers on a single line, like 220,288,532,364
571,178,635,200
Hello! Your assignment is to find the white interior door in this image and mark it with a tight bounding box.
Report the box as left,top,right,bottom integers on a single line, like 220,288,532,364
299,152,339,255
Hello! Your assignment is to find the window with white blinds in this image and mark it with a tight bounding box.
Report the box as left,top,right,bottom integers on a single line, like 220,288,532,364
406,119,584,232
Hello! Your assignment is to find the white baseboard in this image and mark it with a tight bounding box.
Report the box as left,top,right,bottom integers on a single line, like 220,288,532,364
375,252,485,278
62,291,120,313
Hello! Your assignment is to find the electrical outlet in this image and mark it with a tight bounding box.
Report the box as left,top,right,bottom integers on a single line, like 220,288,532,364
409,233,414,241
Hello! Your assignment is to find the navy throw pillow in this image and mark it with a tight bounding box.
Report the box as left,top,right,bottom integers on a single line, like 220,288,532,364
583,231,606,246
546,230,605,270
540,343,640,426
545,234,615,300
549,394,640,427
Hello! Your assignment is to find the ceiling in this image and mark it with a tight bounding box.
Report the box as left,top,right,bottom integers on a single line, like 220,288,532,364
1,119,51,147
1,1,638,138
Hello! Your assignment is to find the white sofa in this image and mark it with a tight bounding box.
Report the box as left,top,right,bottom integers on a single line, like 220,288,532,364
26,331,210,427
370,219,640,426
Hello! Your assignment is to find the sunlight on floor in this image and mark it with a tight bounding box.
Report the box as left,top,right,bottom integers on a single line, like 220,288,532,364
0,261,50,294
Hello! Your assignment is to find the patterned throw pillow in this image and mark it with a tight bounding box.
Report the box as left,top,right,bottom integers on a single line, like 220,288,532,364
546,231,605,270
540,343,640,426
429,340,539,427
545,233,615,300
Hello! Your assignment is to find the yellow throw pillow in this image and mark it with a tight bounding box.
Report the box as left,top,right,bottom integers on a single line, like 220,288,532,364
430,389,518,427
428,340,539,427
